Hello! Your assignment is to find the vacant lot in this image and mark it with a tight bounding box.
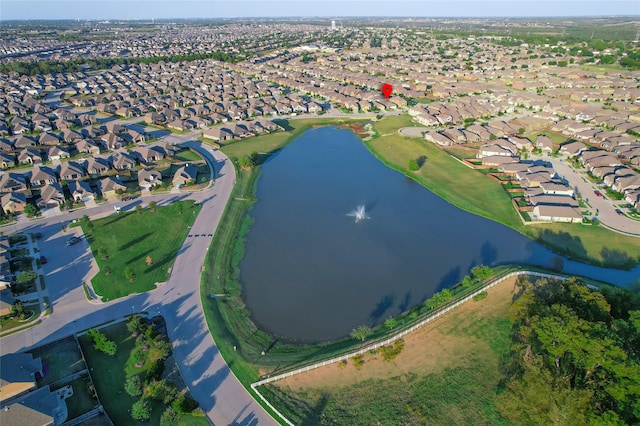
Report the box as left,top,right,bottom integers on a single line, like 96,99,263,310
263,277,518,425
82,201,200,301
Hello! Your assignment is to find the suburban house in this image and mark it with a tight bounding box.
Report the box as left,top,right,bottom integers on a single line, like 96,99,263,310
30,166,58,187
172,164,198,188
100,133,122,150
532,205,582,223
0,353,43,403
0,153,16,169
0,172,27,193
133,146,165,163
97,176,126,198
37,182,65,209
1,192,27,214
560,141,587,157
75,139,101,156
138,168,163,190
539,181,574,196
202,127,234,142
67,180,95,203
83,157,111,176
57,161,85,181
110,152,137,170
47,146,71,161
535,135,554,152
18,148,43,165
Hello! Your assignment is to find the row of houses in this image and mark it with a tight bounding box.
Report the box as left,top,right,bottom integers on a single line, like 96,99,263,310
497,161,582,223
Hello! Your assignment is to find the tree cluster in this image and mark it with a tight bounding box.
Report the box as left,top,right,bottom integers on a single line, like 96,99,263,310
124,316,201,423
498,277,640,425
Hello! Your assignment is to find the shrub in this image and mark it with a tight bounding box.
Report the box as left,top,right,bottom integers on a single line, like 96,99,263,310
473,291,488,302
408,159,420,171
380,339,405,362
173,394,199,414
352,354,365,370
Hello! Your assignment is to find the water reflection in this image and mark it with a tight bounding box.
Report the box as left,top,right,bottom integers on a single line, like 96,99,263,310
239,127,640,342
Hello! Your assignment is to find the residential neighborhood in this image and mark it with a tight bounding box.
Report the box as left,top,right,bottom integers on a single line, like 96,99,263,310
0,15,639,426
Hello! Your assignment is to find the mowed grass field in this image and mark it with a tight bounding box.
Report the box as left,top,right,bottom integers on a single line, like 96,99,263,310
83,201,200,301
365,115,640,268
262,277,518,425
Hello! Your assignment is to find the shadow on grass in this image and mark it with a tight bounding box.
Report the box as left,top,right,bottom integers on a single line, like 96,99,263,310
118,232,152,252
535,229,588,261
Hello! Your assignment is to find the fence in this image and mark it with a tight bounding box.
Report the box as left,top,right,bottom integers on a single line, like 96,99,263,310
251,270,565,426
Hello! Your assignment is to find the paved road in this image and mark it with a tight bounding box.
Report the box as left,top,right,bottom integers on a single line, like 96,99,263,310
0,140,278,425
538,154,640,236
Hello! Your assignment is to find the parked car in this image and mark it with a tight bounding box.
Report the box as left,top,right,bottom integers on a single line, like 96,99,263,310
39,256,47,264
594,190,603,197
34,232,42,239
66,236,81,246
615,208,624,215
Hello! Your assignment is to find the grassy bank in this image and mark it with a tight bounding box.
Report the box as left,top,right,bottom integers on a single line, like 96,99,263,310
82,201,200,301
365,115,640,268
261,276,518,425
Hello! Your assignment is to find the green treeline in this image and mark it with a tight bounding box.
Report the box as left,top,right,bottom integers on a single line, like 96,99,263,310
499,277,640,425
0,51,243,76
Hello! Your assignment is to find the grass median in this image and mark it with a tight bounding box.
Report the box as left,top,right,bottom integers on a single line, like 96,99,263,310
81,200,201,301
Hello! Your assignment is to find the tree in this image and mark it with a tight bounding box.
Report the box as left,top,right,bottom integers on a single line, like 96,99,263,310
131,398,151,421
23,204,38,218
135,205,142,215
471,265,493,281
238,154,255,169
10,300,24,317
147,336,172,363
384,317,398,330
16,270,38,284
461,275,474,288
146,379,177,404
126,315,144,335
148,201,157,212
350,325,372,342
124,375,143,397
87,328,117,356
172,394,199,414
160,407,180,426
518,127,525,134
124,267,136,282
407,159,420,171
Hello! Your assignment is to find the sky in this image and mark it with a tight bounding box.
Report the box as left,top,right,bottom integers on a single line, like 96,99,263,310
1,0,639,20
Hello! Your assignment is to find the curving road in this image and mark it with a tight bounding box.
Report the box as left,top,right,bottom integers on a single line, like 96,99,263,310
0,138,278,425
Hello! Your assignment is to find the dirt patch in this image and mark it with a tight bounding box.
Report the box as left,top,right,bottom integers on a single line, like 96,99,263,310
275,277,518,392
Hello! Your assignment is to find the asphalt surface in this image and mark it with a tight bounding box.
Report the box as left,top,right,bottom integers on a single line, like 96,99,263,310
538,154,640,236
0,139,278,425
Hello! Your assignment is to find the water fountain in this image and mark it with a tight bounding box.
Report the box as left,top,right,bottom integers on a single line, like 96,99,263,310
347,205,370,223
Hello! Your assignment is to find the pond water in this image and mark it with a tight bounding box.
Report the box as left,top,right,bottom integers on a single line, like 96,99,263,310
239,126,640,342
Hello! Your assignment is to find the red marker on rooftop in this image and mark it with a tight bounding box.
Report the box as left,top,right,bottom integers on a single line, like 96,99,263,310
381,83,393,99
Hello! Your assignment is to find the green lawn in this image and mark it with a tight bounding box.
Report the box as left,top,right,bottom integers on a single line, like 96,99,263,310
173,149,203,162
82,201,200,301
78,322,166,426
64,376,99,421
366,115,640,268
29,336,85,387
219,117,368,161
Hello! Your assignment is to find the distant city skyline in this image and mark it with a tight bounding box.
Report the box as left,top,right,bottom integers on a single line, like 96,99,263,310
2,0,639,21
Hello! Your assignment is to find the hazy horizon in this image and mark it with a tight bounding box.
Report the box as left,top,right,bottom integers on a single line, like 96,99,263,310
2,0,639,21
